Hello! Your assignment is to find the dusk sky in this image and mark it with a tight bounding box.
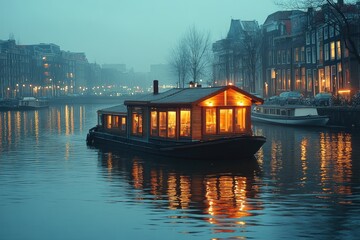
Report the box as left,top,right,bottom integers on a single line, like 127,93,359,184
0,0,280,72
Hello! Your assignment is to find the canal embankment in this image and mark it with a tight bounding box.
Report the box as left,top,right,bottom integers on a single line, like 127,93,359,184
48,95,129,105
318,106,360,129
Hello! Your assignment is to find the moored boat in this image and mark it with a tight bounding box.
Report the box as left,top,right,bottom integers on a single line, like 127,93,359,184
0,99,19,111
0,97,49,111
18,97,49,110
251,104,329,126
86,81,266,160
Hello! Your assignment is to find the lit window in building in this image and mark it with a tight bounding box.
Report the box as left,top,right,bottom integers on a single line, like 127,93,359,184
167,111,176,138
319,68,325,92
180,110,191,137
235,108,246,132
294,48,299,62
151,111,158,136
295,68,300,90
307,69,313,93
301,67,306,91
330,42,335,60
319,44,324,62
325,66,331,91
219,109,233,133
205,108,216,134
336,41,341,59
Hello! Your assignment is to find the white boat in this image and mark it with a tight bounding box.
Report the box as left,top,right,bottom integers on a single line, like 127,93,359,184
251,104,329,127
18,97,49,110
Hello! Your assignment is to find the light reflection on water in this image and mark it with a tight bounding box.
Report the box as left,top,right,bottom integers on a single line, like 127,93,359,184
0,105,360,240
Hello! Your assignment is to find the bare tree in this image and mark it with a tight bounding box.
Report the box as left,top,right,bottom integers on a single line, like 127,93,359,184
169,26,212,87
275,0,360,63
243,31,261,93
168,38,189,88
185,26,212,84
275,0,326,9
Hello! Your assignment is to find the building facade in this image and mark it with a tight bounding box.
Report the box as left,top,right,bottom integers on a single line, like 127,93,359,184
0,40,31,98
212,19,261,93
212,1,360,99
0,40,103,99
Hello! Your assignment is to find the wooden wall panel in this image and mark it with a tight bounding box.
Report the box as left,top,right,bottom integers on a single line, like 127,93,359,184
198,89,252,107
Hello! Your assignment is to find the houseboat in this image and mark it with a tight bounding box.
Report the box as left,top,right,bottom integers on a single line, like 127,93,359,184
251,104,329,127
0,97,49,111
86,81,266,160
18,97,49,110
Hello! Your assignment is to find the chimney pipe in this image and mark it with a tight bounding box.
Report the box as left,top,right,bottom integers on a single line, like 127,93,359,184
153,80,159,94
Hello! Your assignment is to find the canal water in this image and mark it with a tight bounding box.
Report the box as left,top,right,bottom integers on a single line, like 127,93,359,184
0,104,359,240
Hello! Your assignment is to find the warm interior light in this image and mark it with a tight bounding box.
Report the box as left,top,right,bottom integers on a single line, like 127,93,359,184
338,89,350,94
237,101,244,106
207,101,213,106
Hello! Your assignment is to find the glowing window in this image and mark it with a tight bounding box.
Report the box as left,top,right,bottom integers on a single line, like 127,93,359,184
336,41,341,59
235,108,246,132
159,112,167,137
151,111,158,136
330,42,335,60
219,109,233,133
180,110,191,137
132,112,143,136
106,115,112,129
121,117,126,131
167,111,176,138
113,116,119,128
205,108,216,134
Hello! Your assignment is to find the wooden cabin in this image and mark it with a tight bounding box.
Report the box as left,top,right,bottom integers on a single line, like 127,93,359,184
98,83,263,143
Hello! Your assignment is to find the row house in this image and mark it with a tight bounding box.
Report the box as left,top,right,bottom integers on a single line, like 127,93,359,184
26,43,65,97
212,19,260,93
0,39,102,98
260,1,360,99
261,10,306,98
0,39,31,98
213,1,360,99
26,44,90,97
314,2,360,97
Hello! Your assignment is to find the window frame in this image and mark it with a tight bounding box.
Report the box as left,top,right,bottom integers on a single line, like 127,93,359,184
203,106,248,135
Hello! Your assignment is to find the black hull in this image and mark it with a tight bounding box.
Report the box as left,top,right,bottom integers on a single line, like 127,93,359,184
87,130,266,160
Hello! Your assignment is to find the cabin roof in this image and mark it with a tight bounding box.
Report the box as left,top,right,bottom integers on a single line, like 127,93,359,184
151,87,223,104
98,104,127,114
124,85,263,106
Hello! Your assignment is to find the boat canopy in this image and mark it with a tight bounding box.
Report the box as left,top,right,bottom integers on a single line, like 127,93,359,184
294,108,318,116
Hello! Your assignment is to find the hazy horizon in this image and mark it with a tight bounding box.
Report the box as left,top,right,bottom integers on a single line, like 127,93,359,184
0,0,280,72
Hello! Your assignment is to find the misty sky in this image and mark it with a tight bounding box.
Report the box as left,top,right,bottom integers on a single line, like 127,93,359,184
0,0,280,72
